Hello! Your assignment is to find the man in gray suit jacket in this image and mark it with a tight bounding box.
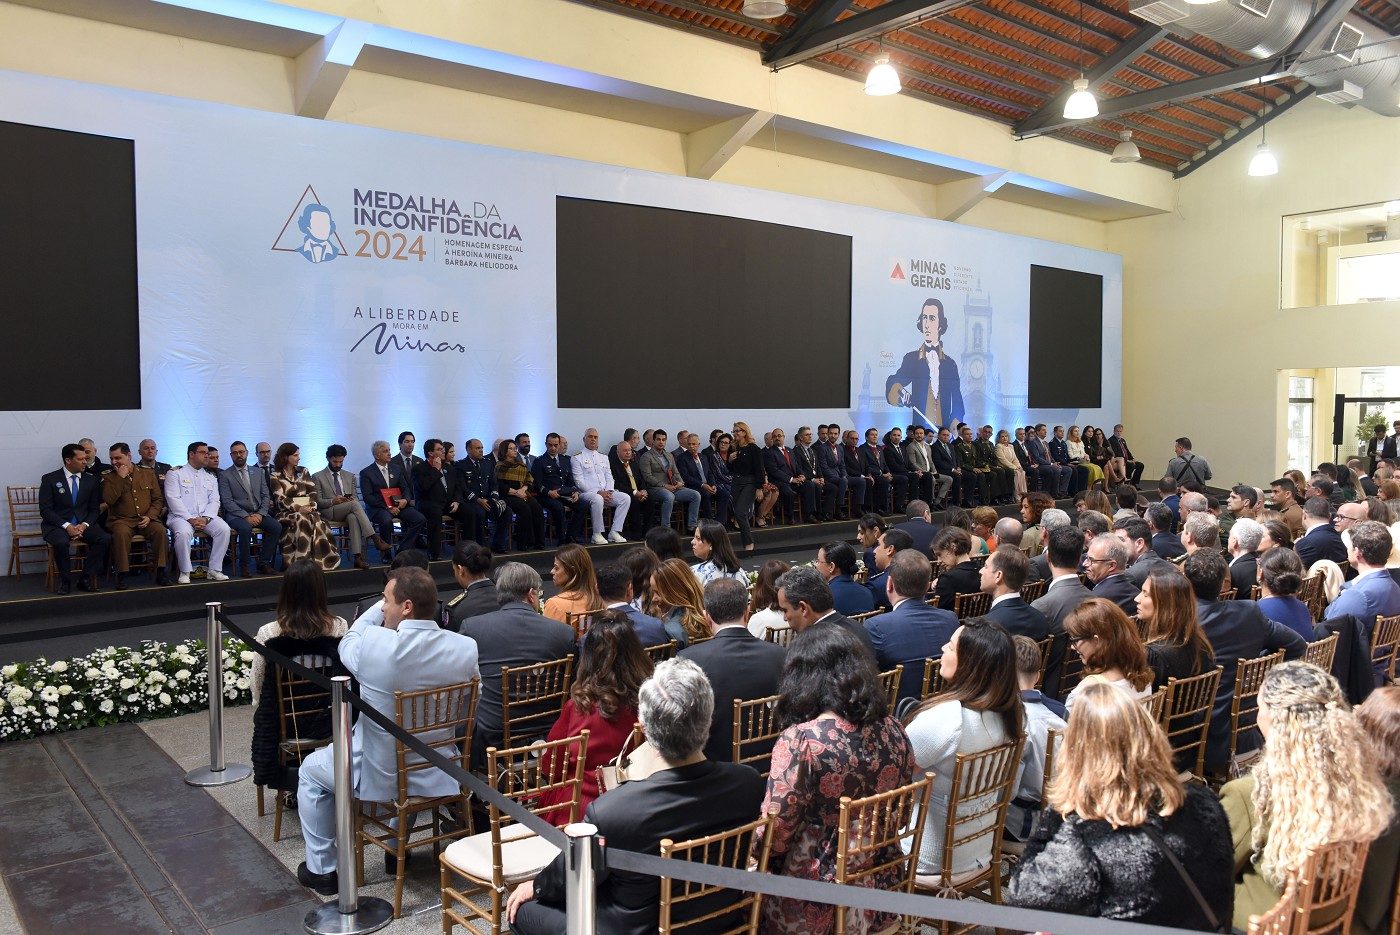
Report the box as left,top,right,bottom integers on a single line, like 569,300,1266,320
313,444,390,569
1031,525,1094,698
1115,517,1172,588
296,567,479,894
219,441,282,576
636,430,701,531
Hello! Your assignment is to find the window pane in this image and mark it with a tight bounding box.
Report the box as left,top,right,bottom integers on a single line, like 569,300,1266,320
1287,402,1313,472
1288,377,1314,399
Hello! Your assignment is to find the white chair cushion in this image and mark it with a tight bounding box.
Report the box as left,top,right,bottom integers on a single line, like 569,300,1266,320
441,823,560,886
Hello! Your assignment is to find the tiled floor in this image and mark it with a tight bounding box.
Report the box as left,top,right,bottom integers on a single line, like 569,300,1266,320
0,706,495,933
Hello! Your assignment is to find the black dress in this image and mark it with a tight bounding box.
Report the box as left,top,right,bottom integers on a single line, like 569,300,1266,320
933,559,982,611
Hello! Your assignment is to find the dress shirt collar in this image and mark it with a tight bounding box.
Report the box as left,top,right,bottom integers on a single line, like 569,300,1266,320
991,592,1018,608
1049,572,1080,586
813,609,840,627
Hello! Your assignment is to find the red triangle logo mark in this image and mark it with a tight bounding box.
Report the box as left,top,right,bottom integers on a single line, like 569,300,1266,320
890,263,905,280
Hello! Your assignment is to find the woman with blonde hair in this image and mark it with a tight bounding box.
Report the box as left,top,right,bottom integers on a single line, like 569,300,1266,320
726,421,771,552
1136,566,1215,688
994,429,1028,499
649,557,708,647
542,542,604,624
1062,598,1154,710
1219,661,1394,930
1354,686,1400,935
1066,426,1104,490
1007,681,1234,928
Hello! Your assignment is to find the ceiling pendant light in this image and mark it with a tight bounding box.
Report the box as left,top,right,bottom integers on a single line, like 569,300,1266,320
1061,0,1098,120
742,0,788,18
1247,113,1278,176
865,39,901,96
1110,129,1141,163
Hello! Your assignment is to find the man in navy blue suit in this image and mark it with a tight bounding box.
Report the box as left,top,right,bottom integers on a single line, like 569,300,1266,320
980,545,1050,640
813,425,848,519
765,428,814,524
1027,425,1070,498
884,297,964,431
359,439,427,555
818,541,875,617
866,549,958,704
1048,426,1088,495
596,563,668,647
532,432,585,545
676,434,727,524
1084,533,1141,616
1294,497,1348,568
39,443,111,593
891,500,938,557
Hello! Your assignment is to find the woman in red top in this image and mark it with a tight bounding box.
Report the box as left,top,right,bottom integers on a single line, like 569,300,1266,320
539,609,655,824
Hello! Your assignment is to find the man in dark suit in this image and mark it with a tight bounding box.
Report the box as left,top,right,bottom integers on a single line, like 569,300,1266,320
814,425,849,519
866,549,958,704
1295,497,1348,568
610,441,651,538
1116,517,1171,588
1027,425,1070,498
676,433,726,524
930,426,962,507
446,541,499,630
891,501,938,557
220,439,282,576
455,438,511,551
460,563,577,769
596,563,668,647
880,428,912,514
1031,525,1093,697
1225,518,1264,598
679,578,787,763
1084,533,1140,615
1108,424,1145,485
39,443,111,593
789,426,828,523
532,432,585,546
980,546,1050,640
774,566,875,660
765,428,814,524
883,296,964,430
1011,427,1039,492
507,657,765,935
394,431,423,502
818,541,875,617
1366,425,1387,475
360,439,427,555
839,429,872,514
1146,503,1185,560
1183,551,1306,770
860,428,902,514
902,425,939,504
412,439,466,559
1048,426,1087,496
867,527,913,610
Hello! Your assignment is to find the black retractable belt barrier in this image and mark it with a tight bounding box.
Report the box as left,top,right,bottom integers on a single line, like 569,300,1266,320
220,612,1210,935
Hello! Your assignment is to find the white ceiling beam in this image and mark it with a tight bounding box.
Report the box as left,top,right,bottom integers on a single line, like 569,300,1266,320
294,16,371,119
936,170,1012,221
683,109,773,179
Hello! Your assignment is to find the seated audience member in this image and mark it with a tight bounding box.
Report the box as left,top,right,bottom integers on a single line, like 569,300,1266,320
1325,519,1400,626
1178,490,1209,525
532,432,586,546
1007,681,1233,929
313,444,387,569
791,425,836,521
856,513,888,576
412,438,467,559
975,425,1013,505
542,542,604,625
1219,662,1393,931
1295,495,1347,568
1157,476,1182,531
931,426,964,505
775,565,876,659
689,520,746,587
649,558,709,649
505,658,764,935
203,445,219,474
102,442,170,588
1076,511,1111,555
1179,512,1220,560
905,617,1028,876
1355,688,1400,935
954,424,992,505
1017,491,1056,556
1048,425,1087,496
1136,565,1215,688
1269,476,1306,541
816,540,874,616
167,441,233,583
1030,525,1092,696
637,430,701,533
595,561,668,647
757,623,915,935
902,425,941,506
495,438,546,552
1116,517,1170,588
460,562,576,769
993,516,1026,558
701,432,737,526
359,439,427,556
866,549,957,704
1062,598,1153,710
571,427,630,545
250,561,348,799
1165,436,1212,491
1182,550,1306,771
767,427,815,523
1225,517,1265,596
295,567,479,895
892,500,939,556
1254,547,1315,642
970,506,1000,550
746,559,791,639
931,526,980,610
863,427,906,513
136,438,173,482
675,432,724,525
446,541,497,629
994,429,1028,500
644,526,683,563
537,610,653,826
981,545,1050,639
1028,424,1071,498
393,431,423,488
1006,634,1067,840
620,547,659,611
866,527,913,610
1106,424,1145,487
1146,503,1184,560
350,549,441,625
456,438,511,552
40,442,113,594
1110,483,1140,524
945,505,989,554
218,440,280,578
679,577,787,763
609,441,651,539
1258,518,1294,552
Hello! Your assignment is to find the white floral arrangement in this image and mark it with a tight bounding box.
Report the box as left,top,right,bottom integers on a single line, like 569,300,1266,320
0,638,253,742
742,557,867,592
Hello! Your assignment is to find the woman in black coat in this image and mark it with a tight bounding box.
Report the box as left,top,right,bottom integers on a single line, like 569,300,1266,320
1007,681,1234,931
930,526,981,611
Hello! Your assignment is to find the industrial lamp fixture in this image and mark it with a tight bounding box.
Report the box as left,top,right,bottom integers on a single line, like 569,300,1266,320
1062,0,1098,119
1247,116,1278,176
742,0,788,18
865,38,901,96
1110,129,1141,163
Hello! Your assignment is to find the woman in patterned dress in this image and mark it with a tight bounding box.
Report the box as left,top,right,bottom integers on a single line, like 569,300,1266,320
269,442,339,571
757,622,917,935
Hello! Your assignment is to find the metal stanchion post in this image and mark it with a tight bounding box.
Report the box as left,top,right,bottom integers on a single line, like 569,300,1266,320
564,822,600,935
305,677,392,935
185,602,252,787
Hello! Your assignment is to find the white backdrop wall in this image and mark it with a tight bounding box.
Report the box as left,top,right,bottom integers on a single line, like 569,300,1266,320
0,69,1121,564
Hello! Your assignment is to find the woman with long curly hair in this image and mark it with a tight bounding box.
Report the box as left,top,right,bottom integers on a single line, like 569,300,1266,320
648,557,708,647
1018,490,1056,556
1219,661,1394,930
542,542,604,624
1354,686,1400,935
537,609,654,825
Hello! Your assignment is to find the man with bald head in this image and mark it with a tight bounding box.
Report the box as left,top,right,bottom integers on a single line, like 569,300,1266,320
610,439,649,539
137,438,172,484
573,427,630,544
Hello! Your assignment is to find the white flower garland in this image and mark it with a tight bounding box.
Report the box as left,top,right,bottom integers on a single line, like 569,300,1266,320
0,638,252,741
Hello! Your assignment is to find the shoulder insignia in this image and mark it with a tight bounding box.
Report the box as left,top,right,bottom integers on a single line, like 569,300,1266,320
446,593,466,608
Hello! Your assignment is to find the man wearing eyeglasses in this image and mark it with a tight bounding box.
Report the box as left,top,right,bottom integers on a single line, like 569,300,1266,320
1331,502,1369,580
1083,533,1140,616
1296,497,1348,568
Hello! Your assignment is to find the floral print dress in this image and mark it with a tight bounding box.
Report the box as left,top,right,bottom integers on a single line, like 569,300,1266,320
270,468,339,570
758,713,917,935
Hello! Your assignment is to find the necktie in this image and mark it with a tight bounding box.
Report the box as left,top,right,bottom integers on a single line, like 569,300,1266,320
69,474,80,522
333,471,343,495
381,465,390,487
241,467,251,498
696,454,706,484
782,448,791,467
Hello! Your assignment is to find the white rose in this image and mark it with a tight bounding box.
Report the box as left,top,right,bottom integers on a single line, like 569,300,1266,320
235,678,249,690
45,705,58,718
145,672,165,684
158,693,171,705
0,664,16,678
50,661,67,673
57,685,72,696
119,678,136,690
127,693,140,703
71,701,84,710
175,670,191,682
85,668,101,679
99,700,113,713
178,694,190,704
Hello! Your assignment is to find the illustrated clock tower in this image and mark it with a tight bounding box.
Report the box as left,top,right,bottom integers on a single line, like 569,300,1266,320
962,280,995,420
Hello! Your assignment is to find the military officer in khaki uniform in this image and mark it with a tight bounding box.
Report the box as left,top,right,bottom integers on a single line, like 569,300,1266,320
102,442,170,588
